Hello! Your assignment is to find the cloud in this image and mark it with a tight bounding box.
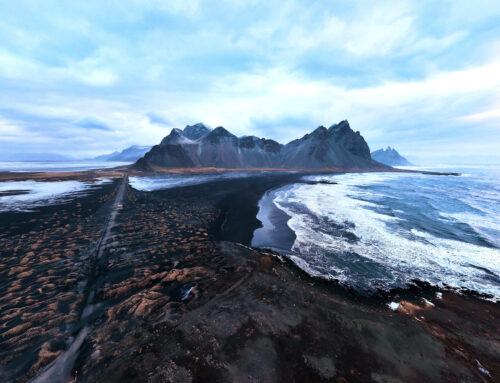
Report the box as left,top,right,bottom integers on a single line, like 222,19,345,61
0,49,118,87
0,0,499,162
76,118,113,131
147,112,172,126
458,107,500,123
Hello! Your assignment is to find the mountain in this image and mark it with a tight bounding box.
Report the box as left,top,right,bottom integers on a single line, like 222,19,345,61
94,145,152,162
138,120,385,170
371,147,413,166
93,151,119,161
280,121,373,169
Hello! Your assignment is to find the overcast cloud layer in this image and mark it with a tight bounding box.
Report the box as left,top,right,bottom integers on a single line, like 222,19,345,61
0,0,499,164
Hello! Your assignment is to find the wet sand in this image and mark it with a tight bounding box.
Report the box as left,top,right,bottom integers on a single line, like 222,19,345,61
0,171,498,382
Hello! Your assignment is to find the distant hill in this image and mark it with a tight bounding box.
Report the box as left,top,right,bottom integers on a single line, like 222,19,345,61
371,147,413,166
135,121,386,170
94,145,152,162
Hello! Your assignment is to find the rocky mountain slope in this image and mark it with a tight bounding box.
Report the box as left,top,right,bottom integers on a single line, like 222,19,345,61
371,147,413,166
139,121,384,169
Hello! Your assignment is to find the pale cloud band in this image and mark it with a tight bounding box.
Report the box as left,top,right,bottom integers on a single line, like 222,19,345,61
0,0,499,164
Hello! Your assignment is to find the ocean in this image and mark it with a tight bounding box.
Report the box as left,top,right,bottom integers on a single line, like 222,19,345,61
0,160,129,172
0,179,112,212
0,161,124,212
252,166,500,300
3,161,499,299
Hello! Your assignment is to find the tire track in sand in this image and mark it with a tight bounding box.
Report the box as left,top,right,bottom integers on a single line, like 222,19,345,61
30,174,128,383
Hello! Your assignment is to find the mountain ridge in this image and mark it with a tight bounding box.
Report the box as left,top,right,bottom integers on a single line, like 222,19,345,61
137,120,387,170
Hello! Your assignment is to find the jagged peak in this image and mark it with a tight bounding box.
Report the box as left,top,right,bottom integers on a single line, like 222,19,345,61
312,125,328,135
186,122,207,128
160,128,193,146
209,126,235,137
183,122,211,140
201,126,237,144
328,120,351,131
295,126,327,142
240,135,260,141
171,128,183,135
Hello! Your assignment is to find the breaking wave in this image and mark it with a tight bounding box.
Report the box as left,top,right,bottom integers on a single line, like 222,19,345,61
253,168,500,299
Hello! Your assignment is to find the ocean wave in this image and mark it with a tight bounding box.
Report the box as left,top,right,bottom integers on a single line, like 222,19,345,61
254,170,500,299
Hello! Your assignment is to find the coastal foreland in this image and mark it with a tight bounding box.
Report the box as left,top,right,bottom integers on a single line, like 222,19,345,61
0,169,498,383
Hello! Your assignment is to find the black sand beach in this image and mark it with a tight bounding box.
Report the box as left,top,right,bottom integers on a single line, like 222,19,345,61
0,171,499,382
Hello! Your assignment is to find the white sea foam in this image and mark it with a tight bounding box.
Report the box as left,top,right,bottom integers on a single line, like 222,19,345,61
264,171,500,299
0,179,111,212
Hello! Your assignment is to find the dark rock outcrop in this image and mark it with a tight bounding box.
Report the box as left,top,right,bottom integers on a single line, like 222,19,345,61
371,147,413,166
137,120,385,169
133,157,155,172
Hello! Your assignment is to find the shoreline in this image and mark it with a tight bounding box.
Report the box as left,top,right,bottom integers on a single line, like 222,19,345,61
0,162,460,182
130,165,461,177
244,174,497,302
176,172,496,303
0,168,483,301
0,167,488,302
1,170,498,382
251,185,297,252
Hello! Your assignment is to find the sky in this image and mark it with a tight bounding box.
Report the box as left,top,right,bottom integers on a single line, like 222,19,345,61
0,0,499,164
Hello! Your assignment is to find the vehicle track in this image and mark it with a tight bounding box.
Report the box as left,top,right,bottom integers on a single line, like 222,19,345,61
30,174,128,383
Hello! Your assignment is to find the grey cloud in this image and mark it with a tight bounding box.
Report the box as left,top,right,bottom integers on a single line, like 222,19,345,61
76,118,113,131
147,112,172,126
